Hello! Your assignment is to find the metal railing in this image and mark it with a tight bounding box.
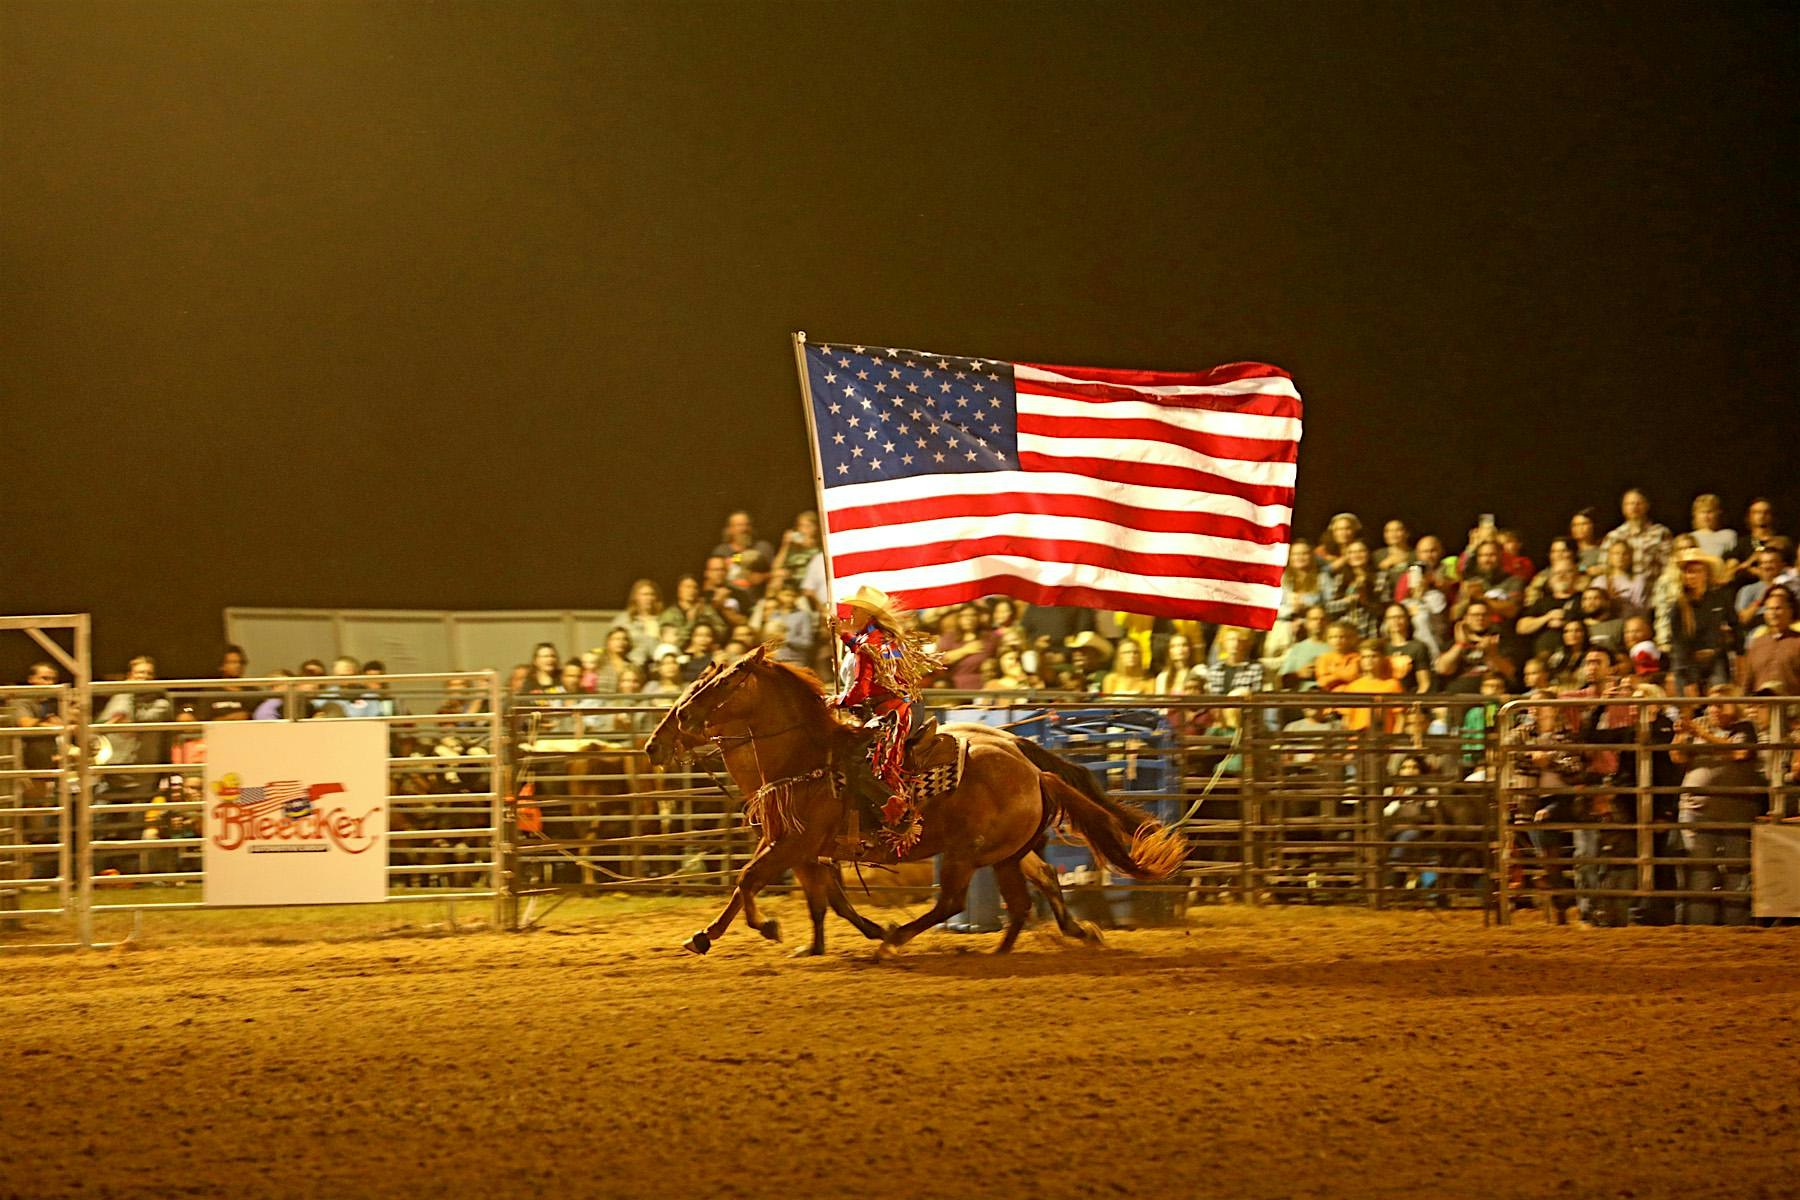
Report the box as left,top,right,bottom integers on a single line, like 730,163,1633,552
72,672,507,939
1494,694,1795,927
11,668,1795,945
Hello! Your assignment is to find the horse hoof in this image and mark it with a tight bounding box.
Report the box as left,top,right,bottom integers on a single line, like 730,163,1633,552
682,930,712,956
1077,920,1107,946
757,919,782,943
790,945,824,958
873,941,899,963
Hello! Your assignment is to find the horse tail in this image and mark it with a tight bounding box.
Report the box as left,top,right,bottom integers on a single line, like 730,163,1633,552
1014,738,1187,881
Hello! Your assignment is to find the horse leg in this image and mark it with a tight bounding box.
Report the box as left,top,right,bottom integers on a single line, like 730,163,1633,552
881,858,975,951
740,889,782,943
683,838,807,955
1021,851,1103,945
790,861,834,956
825,867,887,941
992,856,1034,954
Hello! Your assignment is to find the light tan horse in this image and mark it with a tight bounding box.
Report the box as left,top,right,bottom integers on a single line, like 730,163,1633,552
645,646,1186,957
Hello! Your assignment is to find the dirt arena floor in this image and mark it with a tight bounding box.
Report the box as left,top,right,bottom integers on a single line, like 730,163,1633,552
3,896,1798,1200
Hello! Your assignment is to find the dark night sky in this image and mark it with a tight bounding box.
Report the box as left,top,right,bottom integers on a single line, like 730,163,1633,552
3,0,1796,677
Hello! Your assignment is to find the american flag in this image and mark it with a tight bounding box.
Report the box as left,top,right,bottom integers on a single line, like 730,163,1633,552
234,780,308,818
801,341,1302,628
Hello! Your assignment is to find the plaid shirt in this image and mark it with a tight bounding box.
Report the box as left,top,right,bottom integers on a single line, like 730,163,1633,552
1206,660,1265,695
1601,521,1674,578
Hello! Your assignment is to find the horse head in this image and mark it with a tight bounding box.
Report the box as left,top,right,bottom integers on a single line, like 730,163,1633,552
645,645,775,767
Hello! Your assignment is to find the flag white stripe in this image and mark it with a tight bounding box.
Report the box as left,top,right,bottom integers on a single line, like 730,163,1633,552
829,512,1289,567
836,555,1282,608
1017,433,1298,487
1015,363,1301,400
1015,392,1302,444
821,469,1293,528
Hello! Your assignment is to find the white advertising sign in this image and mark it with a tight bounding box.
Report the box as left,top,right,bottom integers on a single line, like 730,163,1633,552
1752,824,1800,919
203,721,388,906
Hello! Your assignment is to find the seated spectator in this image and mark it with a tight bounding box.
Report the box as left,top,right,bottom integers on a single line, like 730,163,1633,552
650,624,685,667
1496,529,1534,581
1279,605,1332,690
610,579,666,663
1379,603,1432,693
1524,537,1585,605
1602,487,1675,580
1276,539,1326,635
592,628,641,693
518,644,562,696
1648,532,1702,622
1519,656,1551,693
1313,621,1364,693
1315,512,1363,575
774,510,822,580
661,573,727,644
1741,497,1780,561
1516,568,1582,658
1740,584,1799,696
1099,640,1158,696
1544,619,1595,689
1658,549,1738,695
1436,599,1515,694
252,671,293,720
357,661,397,718
938,605,999,691
680,625,722,683
1455,539,1524,626
1337,640,1404,733
1324,539,1383,639
1394,534,1456,654
1619,613,1654,653
1579,586,1625,651
752,581,817,665
983,646,1036,696
644,653,687,698
1686,492,1740,567
989,598,1025,645
1375,519,1414,579
1569,508,1605,572
205,644,255,721
1735,541,1795,628
700,555,748,621
1065,632,1112,692
558,661,590,697
1204,628,1264,695
1596,540,1649,620
604,666,655,737
712,510,776,601
97,655,172,791
1156,632,1202,694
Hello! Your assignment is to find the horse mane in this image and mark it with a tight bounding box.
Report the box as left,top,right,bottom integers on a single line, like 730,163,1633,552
761,655,826,698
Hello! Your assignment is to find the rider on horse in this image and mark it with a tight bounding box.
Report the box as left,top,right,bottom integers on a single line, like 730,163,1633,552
827,586,941,851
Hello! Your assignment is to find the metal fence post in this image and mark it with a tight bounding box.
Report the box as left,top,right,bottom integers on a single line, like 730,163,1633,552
1494,701,1515,926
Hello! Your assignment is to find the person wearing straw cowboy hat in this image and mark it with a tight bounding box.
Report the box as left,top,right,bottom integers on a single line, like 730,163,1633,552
1658,547,1739,696
827,585,942,849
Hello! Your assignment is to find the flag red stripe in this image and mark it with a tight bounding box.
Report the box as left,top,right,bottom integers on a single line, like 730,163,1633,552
1016,450,1295,508
1023,361,1293,387
889,574,1278,630
1017,376,1302,419
832,536,1286,587
1016,410,1299,464
826,490,1289,545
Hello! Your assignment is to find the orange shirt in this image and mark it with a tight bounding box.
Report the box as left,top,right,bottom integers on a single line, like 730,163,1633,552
1337,676,1404,731
1314,650,1363,692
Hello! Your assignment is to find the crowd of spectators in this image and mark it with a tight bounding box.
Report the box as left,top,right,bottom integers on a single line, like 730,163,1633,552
8,495,1797,925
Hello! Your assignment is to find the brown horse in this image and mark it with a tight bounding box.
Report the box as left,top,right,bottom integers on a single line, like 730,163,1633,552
644,646,1187,957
